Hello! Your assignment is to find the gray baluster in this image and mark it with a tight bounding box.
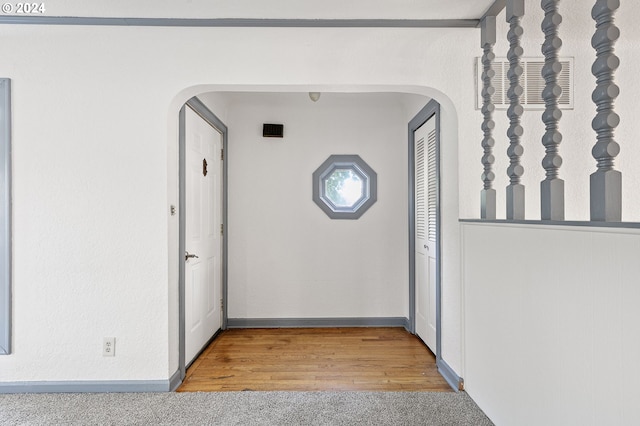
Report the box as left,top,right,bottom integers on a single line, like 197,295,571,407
481,16,497,220
590,0,621,222
506,0,525,220
540,0,564,220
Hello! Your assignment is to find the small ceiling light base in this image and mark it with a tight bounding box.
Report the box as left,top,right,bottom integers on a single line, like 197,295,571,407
308,92,321,102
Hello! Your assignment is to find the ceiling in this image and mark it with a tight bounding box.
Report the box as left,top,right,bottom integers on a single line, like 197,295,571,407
31,0,500,21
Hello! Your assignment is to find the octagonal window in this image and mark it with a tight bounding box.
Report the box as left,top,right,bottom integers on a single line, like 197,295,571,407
312,155,377,219
325,168,364,207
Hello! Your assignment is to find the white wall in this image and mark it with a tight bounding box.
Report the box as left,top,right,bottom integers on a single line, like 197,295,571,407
219,92,415,319
0,21,475,383
458,0,640,221
462,223,640,425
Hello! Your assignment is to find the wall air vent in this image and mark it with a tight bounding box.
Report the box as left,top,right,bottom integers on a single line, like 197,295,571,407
476,57,574,110
263,123,284,138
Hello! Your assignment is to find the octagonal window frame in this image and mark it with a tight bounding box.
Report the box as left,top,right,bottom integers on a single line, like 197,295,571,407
312,154,377,220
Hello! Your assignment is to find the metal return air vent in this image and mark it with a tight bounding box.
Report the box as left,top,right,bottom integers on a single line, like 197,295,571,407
476,57,574,110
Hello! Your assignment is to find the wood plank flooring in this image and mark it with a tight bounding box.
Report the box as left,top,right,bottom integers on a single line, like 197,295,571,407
177,327,452,392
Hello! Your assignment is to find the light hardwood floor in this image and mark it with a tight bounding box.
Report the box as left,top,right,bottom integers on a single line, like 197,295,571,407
177,327,452,392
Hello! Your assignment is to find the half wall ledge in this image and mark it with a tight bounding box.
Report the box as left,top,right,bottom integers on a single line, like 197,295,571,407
459,219,640,229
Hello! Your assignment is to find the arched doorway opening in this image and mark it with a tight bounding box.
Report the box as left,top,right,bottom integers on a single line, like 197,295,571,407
168,86,461,391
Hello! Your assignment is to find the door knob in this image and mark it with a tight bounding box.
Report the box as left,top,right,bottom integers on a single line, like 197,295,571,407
185,252,199,261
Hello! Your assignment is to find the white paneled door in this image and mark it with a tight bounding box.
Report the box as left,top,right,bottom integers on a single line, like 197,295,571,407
185,106,223,365
414,114,437,353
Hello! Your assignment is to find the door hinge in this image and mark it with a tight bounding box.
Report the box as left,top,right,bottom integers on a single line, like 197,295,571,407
220,148,224,161
220,223,224,235
220,298,224,310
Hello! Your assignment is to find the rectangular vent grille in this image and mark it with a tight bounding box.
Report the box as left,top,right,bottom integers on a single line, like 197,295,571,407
476,57,574,110
415,137,426,240
427,128,437,243
263,123,284,138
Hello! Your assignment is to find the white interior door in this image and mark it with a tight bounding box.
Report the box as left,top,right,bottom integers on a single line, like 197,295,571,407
185,106,223,365
414,115,437,352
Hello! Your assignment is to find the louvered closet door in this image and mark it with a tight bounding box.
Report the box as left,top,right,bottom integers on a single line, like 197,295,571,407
414,115,437,353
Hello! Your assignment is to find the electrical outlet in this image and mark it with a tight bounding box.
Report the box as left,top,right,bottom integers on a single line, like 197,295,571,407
103,337,116,357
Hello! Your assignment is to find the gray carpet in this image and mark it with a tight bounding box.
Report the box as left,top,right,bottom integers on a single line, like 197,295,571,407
0,391,493,425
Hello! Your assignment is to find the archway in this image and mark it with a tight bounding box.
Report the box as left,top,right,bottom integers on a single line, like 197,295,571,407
167,86,461,391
